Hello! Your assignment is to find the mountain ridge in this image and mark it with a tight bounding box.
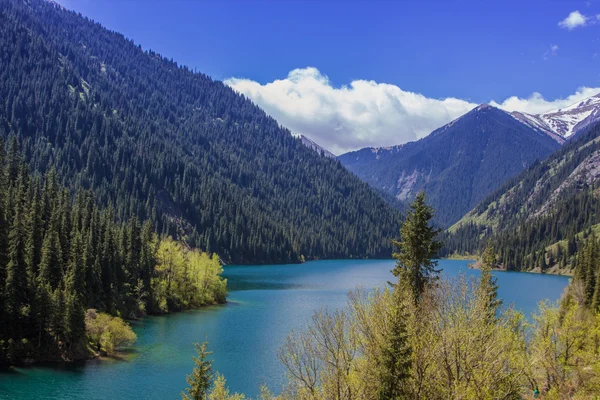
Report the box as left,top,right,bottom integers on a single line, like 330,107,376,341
510,92,600,140
339,104,561,226
445,121,600,272
0,0,400,263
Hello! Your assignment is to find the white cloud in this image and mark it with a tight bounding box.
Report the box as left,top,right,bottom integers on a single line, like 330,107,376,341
225,67,476,154
558,10,588,29
543,44,559,60
491,87,600,114
225,67,600,154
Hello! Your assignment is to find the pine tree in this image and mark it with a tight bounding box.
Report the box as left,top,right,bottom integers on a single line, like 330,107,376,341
4,181,29,338
377,287,412,400
392,191,442,301
139,221,156,313
592,274,600,312
584,236,597,306
25,178,43,289
0,137,8,338
6,136,20,185
181,342,214,400
540,251,547,271
479,241,502,320
38,218,64,290
61,253,85,354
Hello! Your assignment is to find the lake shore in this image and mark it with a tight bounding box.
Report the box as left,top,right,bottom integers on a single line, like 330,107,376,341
466,259,573,277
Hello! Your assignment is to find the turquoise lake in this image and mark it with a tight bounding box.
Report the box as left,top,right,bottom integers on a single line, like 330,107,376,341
0,259,570,399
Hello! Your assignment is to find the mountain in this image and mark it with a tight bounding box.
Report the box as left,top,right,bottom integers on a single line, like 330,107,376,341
338,104,562,227
300,135,336,158
0,0,400,264
445,121,600,272
511,93,600,140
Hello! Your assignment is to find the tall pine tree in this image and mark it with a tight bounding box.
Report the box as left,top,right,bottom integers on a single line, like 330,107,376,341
392,192,442,302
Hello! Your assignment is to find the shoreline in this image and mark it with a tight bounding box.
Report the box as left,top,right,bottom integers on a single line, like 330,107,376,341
466,259,573,277
0,299,229,369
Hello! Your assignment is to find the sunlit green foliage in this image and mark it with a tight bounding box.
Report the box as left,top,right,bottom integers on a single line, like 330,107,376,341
0,144,226,365
153,238,227,313
182,342,214,400
85,309,136,355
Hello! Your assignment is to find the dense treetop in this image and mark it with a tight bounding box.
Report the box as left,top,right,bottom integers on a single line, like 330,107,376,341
0,138,228,365
0,0,400,264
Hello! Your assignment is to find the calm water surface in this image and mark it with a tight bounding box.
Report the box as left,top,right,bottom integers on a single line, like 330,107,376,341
0,259,570,399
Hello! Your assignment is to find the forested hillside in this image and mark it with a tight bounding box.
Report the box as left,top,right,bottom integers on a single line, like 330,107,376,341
0,139,228,364
444,122,600,272
339,105,561,227
0,0,399,264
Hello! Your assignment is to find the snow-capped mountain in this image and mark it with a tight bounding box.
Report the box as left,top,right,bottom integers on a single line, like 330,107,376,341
339,105,561,226
511,92,600,140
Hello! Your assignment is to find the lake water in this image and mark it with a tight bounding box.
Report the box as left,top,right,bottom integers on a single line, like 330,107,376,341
0,259,570,399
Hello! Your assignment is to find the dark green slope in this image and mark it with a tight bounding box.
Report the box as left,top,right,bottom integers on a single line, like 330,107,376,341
0,0,400,263
445,122,600,272
339,105,562,227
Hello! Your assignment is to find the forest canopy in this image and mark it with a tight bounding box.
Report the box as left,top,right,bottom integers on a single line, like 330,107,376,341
0,139,227,365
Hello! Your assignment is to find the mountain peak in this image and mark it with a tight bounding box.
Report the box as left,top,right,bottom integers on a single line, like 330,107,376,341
474,103,492,111
511,91,600,140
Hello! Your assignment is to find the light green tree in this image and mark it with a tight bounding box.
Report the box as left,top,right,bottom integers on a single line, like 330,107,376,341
182,342,214,400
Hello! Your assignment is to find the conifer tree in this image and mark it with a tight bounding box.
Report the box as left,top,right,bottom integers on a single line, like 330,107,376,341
182,342,214,400
479,241,502,321
62,254,85,353
592,275,600,312
582,236,597,306
38,218,64,290
0,137,8,338
4,183,29,338
377,287,412,400
392,191,442,301
6,136,20,185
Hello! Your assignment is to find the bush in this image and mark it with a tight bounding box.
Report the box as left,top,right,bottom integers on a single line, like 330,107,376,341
85,309,137,355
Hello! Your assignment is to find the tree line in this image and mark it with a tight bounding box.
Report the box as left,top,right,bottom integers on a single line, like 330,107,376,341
0,138,227,365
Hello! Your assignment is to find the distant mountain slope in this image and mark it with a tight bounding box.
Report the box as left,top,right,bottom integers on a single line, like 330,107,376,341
446,122,600,272
300,135,336,158
511,93,600,139
0,0,400,263
339,105,561,226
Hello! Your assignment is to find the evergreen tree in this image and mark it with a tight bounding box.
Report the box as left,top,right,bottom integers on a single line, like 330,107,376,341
377,287,412,400
6,136,20,185
4,170,29,339
581,236,598,307
592,275,600,312
61,258,86,354
0,137,8,338
182,342,214,400
38,219,64,290
392,192,442,301
479,241,502,321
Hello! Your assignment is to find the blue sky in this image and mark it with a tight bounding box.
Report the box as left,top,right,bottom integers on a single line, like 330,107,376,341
56,0,600,153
